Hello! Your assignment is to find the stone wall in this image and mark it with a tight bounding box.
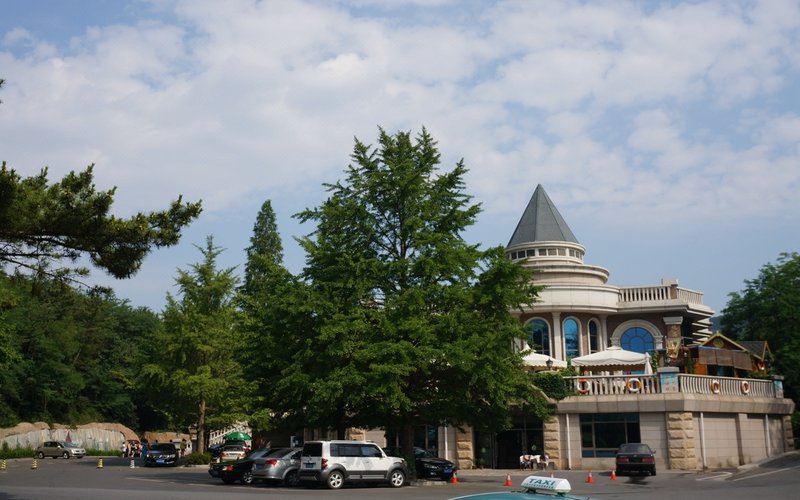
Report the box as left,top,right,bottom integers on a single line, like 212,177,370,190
542,416,560,468
666,411,697,469
455,425,473,470
0,422,138,451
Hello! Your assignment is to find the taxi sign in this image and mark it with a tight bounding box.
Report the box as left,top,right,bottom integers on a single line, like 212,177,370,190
520,475,572,495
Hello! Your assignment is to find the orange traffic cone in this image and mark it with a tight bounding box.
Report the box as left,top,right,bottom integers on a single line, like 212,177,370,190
610,469,617,480
450,471,459,484
505,473,513,487
586,470,594,483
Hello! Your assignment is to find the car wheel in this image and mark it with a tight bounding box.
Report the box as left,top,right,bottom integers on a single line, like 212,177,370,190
389,469,406,488
62,452,70,459
37,452,45,459
327,470,345,489
241,471,254,485
651,468,656,476
285,470,299,487
221,477,236,484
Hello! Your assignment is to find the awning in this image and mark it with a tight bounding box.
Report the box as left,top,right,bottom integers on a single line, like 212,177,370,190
520,345,567,371
570,346,648,372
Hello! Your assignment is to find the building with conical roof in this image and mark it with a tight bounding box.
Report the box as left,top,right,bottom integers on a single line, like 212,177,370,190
468,185,794,472
506,184,713,363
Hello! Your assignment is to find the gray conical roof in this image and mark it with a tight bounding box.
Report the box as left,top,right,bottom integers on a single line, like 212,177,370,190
507,185,579,247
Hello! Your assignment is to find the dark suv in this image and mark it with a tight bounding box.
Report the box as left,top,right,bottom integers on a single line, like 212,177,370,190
298,440,409,489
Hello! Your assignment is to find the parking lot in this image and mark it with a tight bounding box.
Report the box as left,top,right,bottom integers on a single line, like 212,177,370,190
1,454,799,500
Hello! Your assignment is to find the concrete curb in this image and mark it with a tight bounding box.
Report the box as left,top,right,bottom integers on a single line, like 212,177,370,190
735,450,800,473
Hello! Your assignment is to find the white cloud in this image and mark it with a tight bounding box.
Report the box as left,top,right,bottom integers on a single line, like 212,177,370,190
1,0,799,313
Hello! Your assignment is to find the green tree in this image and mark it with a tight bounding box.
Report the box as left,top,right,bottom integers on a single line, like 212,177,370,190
242,200,284,296
0,162,201,280
238,200,298,432
0,271,154,426
721,252,800,402
142,236,243,453
290,128,542,450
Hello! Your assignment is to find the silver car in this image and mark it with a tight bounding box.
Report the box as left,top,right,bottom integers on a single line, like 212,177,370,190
35,441,86,459
251,447,302,486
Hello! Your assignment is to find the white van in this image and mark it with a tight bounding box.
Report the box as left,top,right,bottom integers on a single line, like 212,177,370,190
298,440,409,489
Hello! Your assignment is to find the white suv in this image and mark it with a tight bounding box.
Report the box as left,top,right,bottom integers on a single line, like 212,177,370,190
298,440,409,489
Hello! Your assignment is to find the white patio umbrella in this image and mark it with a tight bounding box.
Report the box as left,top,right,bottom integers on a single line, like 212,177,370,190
570,346,648,372
520,345,567,371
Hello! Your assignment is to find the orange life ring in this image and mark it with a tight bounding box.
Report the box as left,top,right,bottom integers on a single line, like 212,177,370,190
709,379,721,394
626,378,642,393
576,379,591,394
740,380,751,394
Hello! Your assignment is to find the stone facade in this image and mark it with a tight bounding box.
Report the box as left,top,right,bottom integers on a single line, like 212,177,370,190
666,411,697,469
455,425,474,470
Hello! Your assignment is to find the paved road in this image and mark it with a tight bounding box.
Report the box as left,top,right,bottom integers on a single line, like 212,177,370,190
0,454,798,499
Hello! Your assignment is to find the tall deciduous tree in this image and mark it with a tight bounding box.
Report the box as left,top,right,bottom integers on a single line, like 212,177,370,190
290,128,542,451
239,200,295,431
0,163,201,280
142,237,243,453
721,252,800,402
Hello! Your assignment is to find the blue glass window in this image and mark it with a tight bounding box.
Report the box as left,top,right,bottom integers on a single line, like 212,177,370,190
564,318,579,359
620,327,654,353
526,319,550,356
589,320,599,353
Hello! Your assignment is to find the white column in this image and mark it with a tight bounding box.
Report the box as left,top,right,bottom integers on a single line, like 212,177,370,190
600,314,609,349
552,312,562,360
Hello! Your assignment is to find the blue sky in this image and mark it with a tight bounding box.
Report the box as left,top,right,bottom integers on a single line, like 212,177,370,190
1,0,799,317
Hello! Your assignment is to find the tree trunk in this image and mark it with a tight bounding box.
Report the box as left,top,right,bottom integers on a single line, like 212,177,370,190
400,422,414,454
336,405,346,439
196,398,206,454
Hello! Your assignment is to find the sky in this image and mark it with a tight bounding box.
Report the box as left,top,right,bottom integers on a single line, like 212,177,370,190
1,0,799,316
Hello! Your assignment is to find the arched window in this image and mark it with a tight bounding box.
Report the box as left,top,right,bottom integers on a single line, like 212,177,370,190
564,318,579,359
589,320,599,353
620,327,654,354
526,319,550,356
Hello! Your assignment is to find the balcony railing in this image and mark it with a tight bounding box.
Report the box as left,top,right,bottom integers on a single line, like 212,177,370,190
565,374,777,397
618,285,705,305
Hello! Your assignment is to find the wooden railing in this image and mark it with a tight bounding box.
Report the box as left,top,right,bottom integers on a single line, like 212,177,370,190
565,374,776,397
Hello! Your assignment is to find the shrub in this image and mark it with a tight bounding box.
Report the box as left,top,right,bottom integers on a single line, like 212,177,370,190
0,447,34,459
532,371,571,400
185,451,211,465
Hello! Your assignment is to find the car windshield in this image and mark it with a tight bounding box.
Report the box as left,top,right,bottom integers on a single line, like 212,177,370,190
266,448,292,458
619,444,651,454
151,444,176,452
248,448,272,459
223,445,243,451
384,446,437,459
414,448,437,458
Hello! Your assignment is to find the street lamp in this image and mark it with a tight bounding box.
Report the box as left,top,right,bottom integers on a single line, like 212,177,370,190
546,358,554,370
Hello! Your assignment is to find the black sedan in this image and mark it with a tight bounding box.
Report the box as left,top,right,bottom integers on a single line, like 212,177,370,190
615,443,656,476
144,443,179,467
218,458,256,484
384,446,455,481
211,449,273,484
